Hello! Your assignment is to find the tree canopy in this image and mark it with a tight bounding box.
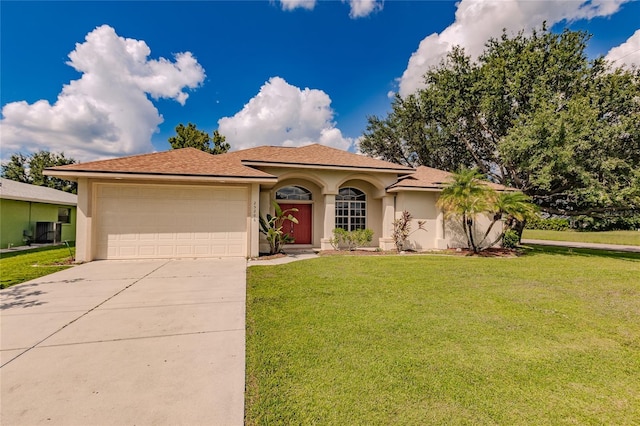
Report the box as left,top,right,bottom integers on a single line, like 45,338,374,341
360,25,640,217
1,151,77,193
168,123,230,155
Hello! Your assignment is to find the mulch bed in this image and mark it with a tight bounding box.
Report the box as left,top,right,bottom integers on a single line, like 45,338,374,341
255,248,521,260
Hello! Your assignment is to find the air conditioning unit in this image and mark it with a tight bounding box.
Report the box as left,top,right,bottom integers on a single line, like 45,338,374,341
35,222,62,244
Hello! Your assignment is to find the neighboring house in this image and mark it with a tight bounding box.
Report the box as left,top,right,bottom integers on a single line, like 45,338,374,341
45,145,508,261
0,178,77,249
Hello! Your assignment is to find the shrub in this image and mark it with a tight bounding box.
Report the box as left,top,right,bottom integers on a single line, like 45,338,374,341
331,228,374,251
259,201,298,255
502,230,520,249
392,211,412,252
525,215,570,231
571,214,640,231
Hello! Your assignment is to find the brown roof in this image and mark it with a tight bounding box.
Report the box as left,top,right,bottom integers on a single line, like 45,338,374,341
46,144,414,179
239,144,414,172
388,166,514,192
46,148,276,179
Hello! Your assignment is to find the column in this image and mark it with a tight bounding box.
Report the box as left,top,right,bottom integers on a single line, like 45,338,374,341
320,193,336,250
258,189,271,254
435,207,448,249
378,195,396,250
75,178,93,262
249,184,260,258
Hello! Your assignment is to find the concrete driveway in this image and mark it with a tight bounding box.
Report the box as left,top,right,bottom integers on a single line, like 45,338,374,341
1,258,246,425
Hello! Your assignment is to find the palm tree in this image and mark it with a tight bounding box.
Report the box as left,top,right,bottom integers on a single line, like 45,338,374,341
437,168,495,252
437,168,537,252
478,191,539,249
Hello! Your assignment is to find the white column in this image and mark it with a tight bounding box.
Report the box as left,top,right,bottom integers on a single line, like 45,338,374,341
378,195,396,250
258,189,271,254
75,178,93,262
435,207,448,249
249,184,260,258
320,193,336,250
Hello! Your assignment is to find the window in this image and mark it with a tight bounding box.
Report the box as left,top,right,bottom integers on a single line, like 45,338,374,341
335,187,366,231
276,186,312,201
58,207,71,224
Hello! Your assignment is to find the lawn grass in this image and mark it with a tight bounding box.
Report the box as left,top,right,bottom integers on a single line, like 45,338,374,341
246,246,640,425
522,229,640,246
0,244,76,289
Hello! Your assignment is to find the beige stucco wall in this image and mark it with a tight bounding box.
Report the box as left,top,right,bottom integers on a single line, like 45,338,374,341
395,191,439,250
444,213,504,249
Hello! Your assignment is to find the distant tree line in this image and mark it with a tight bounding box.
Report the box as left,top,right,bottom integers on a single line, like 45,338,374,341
1,151,77,193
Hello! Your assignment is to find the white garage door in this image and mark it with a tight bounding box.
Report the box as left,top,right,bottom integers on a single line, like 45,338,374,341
95,184,248,259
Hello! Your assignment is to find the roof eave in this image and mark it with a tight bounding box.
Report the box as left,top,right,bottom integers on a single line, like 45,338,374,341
0,194,77,206
387,186,444,193
44,169,278,184
242,160,414,174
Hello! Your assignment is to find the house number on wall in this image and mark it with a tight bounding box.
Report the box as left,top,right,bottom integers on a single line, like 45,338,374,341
253,201,257,221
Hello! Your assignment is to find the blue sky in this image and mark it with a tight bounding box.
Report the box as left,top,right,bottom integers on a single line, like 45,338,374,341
1,0,639,161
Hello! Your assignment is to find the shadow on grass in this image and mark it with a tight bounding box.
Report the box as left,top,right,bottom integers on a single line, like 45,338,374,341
522,244,640,262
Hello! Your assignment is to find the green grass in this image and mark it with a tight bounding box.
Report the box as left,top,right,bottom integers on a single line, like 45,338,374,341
246,247,640,425
522,229,640,246
0,244,76,289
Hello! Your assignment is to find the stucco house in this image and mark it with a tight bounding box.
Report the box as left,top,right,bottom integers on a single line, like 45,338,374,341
0,178,77,249
44,144,506,261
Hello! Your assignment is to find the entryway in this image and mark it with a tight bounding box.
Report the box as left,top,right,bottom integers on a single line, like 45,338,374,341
279,203,312,244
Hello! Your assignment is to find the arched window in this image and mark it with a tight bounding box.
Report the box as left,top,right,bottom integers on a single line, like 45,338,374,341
276,186,312,201
335,187,366,231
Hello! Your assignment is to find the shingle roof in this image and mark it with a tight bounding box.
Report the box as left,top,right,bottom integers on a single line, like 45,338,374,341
388,166,514,192
239,144,415,172
0,178,77,206
47,148,276,179
46,145,414,178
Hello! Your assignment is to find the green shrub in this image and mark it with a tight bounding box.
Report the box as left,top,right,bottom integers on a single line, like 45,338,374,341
525,215,570,231
572,214,640,231
330,228,374,251
502,229,520,249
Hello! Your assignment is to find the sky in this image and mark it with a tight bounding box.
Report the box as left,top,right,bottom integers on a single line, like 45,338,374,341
1,0,639,162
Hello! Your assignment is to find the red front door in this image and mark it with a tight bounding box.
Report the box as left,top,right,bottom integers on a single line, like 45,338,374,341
279,203,312,245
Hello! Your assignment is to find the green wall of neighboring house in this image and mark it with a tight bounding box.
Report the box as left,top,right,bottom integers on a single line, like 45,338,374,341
0,199,76,249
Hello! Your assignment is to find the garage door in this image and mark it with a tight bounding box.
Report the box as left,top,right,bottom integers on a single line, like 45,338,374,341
95,184,248,259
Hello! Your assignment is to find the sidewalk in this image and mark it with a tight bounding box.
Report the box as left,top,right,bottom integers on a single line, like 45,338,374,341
521,239,640,253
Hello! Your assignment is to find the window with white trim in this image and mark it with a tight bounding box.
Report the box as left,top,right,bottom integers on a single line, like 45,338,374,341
58,207,71,224
335,187,366,231
276,186,312,201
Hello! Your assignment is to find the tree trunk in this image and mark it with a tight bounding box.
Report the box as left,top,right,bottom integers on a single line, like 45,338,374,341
513,219,526,243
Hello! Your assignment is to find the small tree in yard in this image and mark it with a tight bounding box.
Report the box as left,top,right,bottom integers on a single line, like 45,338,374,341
437,168,537,253
392,210,426,251
259,201,298,255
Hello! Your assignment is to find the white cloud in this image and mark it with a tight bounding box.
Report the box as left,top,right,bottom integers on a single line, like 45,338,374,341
398,0,630,97
279,0,316,11
218,77,355,151
0,25,205,161
605,29,640,68
346,0,383,19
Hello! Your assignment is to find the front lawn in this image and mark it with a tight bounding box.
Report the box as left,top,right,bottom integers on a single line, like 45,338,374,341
522,229,640,246
246,247,640,425
0,244,75,289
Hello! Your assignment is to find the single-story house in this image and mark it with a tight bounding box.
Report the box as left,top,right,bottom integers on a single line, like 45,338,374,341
0,178,77,249
44,144,507,261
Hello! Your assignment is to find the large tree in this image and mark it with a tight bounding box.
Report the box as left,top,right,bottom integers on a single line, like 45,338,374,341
360,25,640,218
1,151,77,193
168,123,230,155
